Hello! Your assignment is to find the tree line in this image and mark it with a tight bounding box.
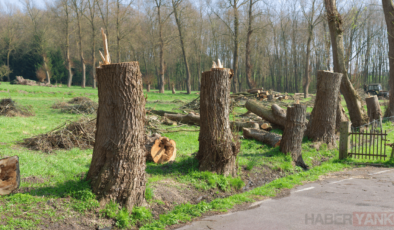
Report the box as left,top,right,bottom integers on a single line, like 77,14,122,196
0,0,389,93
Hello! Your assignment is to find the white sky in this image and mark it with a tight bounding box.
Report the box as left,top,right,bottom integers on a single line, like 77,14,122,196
1,0,46,11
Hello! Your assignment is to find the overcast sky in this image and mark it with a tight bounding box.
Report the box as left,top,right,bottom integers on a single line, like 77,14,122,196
1,0,46,11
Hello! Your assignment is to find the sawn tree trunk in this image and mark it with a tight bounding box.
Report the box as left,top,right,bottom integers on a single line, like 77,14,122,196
87,62,146,210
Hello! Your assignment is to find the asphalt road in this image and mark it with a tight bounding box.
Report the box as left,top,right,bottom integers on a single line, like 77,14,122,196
177,167,394,230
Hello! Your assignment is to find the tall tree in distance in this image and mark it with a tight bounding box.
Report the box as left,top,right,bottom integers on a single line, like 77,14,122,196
171,0,191,94
85,0,97,88
324,0,368,127
382,0,394,117
72,0,87,88
300,0,322,98
245,0,260,89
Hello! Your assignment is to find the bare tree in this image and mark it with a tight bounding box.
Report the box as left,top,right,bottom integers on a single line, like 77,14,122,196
245,0,261,89
324,0,368,127
171,0,191,94
72,0,87,88
382,0,394,117
84,0,97,88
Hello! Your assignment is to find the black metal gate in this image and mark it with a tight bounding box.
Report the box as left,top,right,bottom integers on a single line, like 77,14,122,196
349,128,387,160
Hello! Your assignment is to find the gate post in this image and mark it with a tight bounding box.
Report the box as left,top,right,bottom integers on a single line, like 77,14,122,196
339,121,351,160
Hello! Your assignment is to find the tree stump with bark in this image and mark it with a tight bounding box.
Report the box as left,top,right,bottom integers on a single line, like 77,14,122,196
147,84,150,92
245,100,286,128
172,84,175,94
280,104,308,169
87,62,146,210
366,95,382,122
306,70,343,147
196,68,239,176
0,156,20,195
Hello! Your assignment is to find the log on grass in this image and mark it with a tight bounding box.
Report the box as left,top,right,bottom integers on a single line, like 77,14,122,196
148,110,179,116
0,156,20,195
245,100,286,128
247,88,263,94
261,123,272,130
365,95,382,122
164,112,260,131
243,128,281,147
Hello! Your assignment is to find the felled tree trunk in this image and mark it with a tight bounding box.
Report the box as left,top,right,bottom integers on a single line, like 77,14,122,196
164,112,259,131
87,62,146,210
245,100,286,128
366,95,382,122
0,156,20,195
271,104,287,124
280,104,308,169
197,68,239,176
243,128,281,147
307,70,342,147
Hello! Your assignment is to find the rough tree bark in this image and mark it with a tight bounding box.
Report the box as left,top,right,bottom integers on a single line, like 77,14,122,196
0,156,20,195
336,94,349,131
147,84,150,92
307,70,342,147
87,62,146,209
366,95,382,122
172,85,175,94
280,104,308,169
382,0,394,117
324,0,368,127
196,68,239,176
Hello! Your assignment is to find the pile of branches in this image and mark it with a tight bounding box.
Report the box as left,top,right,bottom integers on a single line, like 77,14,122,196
52,97,98,114
0,98,35,117
22,118,96,153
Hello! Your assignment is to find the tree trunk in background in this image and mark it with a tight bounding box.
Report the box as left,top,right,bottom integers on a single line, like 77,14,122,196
307,70,342,147
87,62,146,210
382,0,394,117
245,0,255,89
197,68,239,177
157,3,165,93
366,95,382,121
324,0,368,127
172,0,191,94
303,27,312,98
147,84,150,92
280,104,308,169
43,57,51,84
232,3,239,93
336,94,349,131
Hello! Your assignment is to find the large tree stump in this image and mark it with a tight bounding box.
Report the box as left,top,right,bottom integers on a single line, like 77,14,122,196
145,134,177,163
366,95,382,122
0,156,20,195
196,68,239,176
87,62,146,210
243,128,281,147
307,71,343,147
280,104,308,169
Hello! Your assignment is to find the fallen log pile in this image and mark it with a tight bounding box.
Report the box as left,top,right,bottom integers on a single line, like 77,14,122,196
243,128,282,147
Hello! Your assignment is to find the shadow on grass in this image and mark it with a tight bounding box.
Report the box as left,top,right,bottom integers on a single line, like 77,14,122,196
146,155,199,176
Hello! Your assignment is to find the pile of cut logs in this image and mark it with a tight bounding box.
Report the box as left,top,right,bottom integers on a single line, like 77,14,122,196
247,88,289,101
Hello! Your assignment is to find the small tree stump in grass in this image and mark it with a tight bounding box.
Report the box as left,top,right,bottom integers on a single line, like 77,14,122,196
196,67,239,177
0,156,20,195
366,95,382,122
280,104,308,169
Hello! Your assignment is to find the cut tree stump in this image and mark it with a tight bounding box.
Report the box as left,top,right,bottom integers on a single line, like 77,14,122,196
172,85,176,94
145,134,177,163
245,100,286,128
366,95,382,122
0,156,20,195
87,61,146,210
243,128,281,147
197,67,239,176
306,70,343,147
150,137,176,163
280,104,308,169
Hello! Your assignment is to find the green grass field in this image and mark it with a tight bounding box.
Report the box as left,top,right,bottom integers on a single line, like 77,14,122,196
0,82,393,230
